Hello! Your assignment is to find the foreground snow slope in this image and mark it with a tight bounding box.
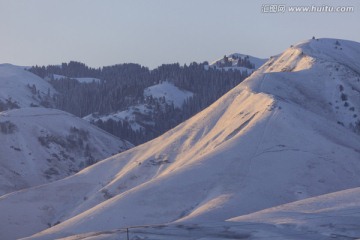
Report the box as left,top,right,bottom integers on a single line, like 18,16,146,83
0,64,56,109
0,107,132,195
44,187,360,240
229,187,360,239
0,38,360,240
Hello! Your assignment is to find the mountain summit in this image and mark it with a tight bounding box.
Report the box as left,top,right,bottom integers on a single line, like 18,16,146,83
244,38,360,131
0,38,360,239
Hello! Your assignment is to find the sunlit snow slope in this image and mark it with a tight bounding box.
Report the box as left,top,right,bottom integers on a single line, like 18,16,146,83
0,38,360,240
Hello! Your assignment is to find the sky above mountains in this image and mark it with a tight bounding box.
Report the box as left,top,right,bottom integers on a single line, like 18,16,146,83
0,0,359,68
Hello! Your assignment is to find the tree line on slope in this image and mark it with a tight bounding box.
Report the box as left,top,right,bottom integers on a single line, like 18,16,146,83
29,61,250,144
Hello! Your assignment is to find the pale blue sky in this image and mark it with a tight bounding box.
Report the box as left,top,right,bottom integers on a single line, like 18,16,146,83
0,0,359,68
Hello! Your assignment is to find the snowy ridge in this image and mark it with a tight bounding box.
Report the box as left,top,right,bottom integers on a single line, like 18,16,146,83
0,38,360,239
227,53,267,69
244,38,360,130
0,64,56,109
208,53,267,73
0,107,132,196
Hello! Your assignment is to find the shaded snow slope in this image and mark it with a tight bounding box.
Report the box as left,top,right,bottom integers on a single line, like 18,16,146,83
0,38,360,240
0,64,56,109
0,107,132,196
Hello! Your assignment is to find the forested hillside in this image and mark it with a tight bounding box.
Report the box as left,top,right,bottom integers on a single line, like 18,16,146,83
30,61,251,144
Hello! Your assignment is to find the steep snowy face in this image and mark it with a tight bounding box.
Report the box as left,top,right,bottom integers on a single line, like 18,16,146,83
0,64,56,109
243,38,360,132
0,107,132,195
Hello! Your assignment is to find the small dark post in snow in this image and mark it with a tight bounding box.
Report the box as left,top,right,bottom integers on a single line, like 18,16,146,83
126,228,129,240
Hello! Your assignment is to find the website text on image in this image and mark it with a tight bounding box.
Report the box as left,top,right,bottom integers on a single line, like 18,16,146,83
261,4,355,13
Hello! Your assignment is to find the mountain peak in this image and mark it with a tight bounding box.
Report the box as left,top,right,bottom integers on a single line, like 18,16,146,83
242,38,360,133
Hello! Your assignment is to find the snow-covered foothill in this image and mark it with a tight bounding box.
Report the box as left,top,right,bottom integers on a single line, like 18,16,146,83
0,64,56,109
0,107,132,196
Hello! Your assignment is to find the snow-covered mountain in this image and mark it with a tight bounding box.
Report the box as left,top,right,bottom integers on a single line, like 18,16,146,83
1,38,360,240
0,64,56,110
247,38,360,130
208,53,267,73
0,107,132,196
